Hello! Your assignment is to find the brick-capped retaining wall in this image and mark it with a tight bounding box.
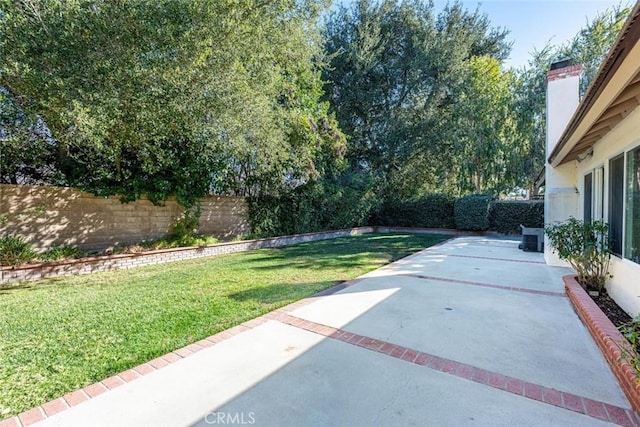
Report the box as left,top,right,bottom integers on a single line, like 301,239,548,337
564,275,640,414
0,184,249,252
0,227,380,284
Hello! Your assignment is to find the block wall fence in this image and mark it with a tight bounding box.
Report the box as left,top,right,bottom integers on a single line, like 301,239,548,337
0,184,250,252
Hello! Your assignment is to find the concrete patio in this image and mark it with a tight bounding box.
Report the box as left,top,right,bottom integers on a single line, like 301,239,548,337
25,236,636,426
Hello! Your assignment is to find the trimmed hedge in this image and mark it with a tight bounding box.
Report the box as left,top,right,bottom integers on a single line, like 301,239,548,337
454,194,491,231
375,194,456,229
489,201,544,235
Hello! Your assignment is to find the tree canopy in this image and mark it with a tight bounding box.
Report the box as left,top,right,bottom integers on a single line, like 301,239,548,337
0,0,632,234
322,0,512,199
0,0,344,206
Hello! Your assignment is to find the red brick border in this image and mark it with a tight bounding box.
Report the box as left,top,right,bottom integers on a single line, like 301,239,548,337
400,273,565,297
0,226,466,285
268,310,637,426
442,253,547,265
564,275,640,414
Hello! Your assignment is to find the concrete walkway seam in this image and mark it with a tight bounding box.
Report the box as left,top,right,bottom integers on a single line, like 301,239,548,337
273,311,638,427
437,253,547,265
398,273,566,297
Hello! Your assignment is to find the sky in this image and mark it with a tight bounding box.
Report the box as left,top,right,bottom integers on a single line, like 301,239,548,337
335,0,631,69
432,0,631,69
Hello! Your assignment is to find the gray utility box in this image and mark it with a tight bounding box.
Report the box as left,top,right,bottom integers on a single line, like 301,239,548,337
519,225,544,252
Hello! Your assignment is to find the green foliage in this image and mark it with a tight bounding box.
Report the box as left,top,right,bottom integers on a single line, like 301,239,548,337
0,89,63,185
512,5,629,193
323,0,511,198
450,56,519,195
619,318,640,384
488,201,544,234
40,246,83,262
545,218,612,292
559,5,630,96
170,204,201,244
374,194,456,229
0,235,36,266
0,0,342,205
135,235,219,251
247,171,379,238
454,195,491,231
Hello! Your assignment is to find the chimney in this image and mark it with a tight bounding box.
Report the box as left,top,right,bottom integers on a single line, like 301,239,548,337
544,59,583,266
546,59,583,155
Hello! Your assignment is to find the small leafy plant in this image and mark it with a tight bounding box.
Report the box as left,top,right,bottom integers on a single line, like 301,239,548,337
40,246,84,262
170,204,202,245
619,317,640,383
0,235,37,266
545,217,612,292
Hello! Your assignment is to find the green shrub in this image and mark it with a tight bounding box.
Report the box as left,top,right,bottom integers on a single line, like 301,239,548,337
375,194,455,229
247,176,378,238
544,218,611,292
0,235,37,266
489,201,544,234
454,194,491,231
40,246,84,262
170,204,201,245
619,318,640,383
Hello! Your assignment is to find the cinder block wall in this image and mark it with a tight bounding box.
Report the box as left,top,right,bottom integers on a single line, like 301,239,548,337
0,184,249,252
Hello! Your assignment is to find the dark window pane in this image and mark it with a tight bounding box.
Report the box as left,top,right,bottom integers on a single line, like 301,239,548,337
610,155,624,256
584,173,593,224
626,147,640,264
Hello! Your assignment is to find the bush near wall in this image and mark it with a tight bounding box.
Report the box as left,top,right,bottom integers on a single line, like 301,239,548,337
454,194,491,231
246,180,377,238
374,194,456,229
489,201,544,235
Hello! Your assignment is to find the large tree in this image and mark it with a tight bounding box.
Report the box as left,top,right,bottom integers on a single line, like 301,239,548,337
512,4,630,194
323,0,511,198
0,0,344,206
450,56,518,194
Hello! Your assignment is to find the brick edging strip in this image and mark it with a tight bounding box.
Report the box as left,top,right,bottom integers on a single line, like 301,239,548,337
564,275,640,414
400,273,566,297
273,313,637,427
443,254,547,265
1,226,472,285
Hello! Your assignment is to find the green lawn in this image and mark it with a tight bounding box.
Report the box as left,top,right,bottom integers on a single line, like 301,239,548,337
0,233,447,417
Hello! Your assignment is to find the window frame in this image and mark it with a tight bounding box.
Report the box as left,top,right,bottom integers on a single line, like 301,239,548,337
624,145,640,265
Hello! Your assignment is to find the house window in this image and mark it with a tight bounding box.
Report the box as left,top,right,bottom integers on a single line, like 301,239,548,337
594,167,605,221
584,173,593,223
610,155,624,256
626,146,640,264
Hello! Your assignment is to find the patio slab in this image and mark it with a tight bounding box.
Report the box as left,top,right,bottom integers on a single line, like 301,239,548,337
27,236,635,427
290,275,626,406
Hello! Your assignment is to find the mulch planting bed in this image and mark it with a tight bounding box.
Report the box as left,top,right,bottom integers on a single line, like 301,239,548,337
591,291,633,328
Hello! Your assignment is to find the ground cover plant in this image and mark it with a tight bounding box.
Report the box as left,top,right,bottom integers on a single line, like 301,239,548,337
0,233,447,418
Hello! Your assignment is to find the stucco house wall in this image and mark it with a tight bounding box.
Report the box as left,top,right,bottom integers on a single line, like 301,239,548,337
574,106,640,316
545,1,640,316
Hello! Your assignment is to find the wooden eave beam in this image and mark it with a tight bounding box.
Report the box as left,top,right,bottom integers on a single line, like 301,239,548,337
611,80,640,107
597,97,640,122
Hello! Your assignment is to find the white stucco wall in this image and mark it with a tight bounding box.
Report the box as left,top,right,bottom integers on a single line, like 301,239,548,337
573,106,640,316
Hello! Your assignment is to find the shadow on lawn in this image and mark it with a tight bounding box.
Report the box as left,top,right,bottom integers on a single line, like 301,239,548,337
245,234,446,272
0,275,92,295
227,281,339,305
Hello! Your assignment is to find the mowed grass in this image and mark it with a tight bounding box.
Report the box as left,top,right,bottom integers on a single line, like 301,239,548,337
0,233,447,417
